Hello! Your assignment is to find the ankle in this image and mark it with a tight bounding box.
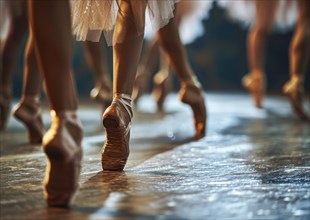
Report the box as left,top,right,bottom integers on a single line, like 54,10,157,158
181,76,201,89
113,93,133,119
21,94,40,106
291,75,303,84
50,110,82,137
154,70,170,83
13,95,41,118
250,69,265,77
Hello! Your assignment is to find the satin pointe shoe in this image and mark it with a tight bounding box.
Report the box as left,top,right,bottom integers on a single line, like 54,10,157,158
242,71,266,108
152,69,172,112
283,77,309,121
0,92,11,130
90,86,113,111
12,96,45,144
101,93,133,171
42,110,83,207
179,79,207,139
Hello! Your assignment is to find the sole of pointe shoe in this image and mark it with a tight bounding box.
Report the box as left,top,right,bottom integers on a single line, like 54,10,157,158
101,155,127,171
102,115,128,171
45,185,78,208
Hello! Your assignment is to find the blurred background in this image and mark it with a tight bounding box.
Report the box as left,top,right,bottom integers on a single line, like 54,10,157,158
8,1,310,100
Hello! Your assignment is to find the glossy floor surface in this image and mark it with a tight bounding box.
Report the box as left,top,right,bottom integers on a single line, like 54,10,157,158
1,93,309,220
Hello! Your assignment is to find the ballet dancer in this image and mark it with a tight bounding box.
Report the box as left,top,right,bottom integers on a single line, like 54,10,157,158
220,0,309,120
27,0,190,207
1,1,112,143
12,36,112,144
12,32,45,144
29,0,83,206
282,0,310,121
72,0,207,171
244,0,309,119
0,0,28,130
0,2,44,143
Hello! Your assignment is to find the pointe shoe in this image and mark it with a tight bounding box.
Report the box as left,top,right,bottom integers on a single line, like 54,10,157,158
152,70,172,112
90,86,113,111
42,110,83,207
179,80,207,139
101,93,133,171
283,77,309,121
0,93,11,130
12,96,45,143
242,71,266,108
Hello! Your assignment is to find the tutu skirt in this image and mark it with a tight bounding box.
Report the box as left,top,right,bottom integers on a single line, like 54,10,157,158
144,0,212,45
177,0,212,44
72,0,178,45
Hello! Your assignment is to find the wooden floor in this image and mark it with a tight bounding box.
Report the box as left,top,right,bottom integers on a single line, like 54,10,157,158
1,93,309,220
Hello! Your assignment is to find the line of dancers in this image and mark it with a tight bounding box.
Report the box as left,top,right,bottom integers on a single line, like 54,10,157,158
0,0,309,207
219,0,309,120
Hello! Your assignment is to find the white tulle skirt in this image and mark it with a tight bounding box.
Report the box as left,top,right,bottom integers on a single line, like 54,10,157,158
72,0,179,45
218,0,297,30
176,0,213,44
144,0,212,45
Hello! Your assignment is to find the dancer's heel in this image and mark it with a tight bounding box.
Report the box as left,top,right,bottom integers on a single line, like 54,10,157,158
42,110,83,207
12,96,44,143
102,93,132,171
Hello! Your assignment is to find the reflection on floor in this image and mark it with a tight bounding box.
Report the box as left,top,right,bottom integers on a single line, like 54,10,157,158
1,93,309,219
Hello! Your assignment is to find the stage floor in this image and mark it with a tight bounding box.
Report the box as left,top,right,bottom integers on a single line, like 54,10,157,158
1,93,309,219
